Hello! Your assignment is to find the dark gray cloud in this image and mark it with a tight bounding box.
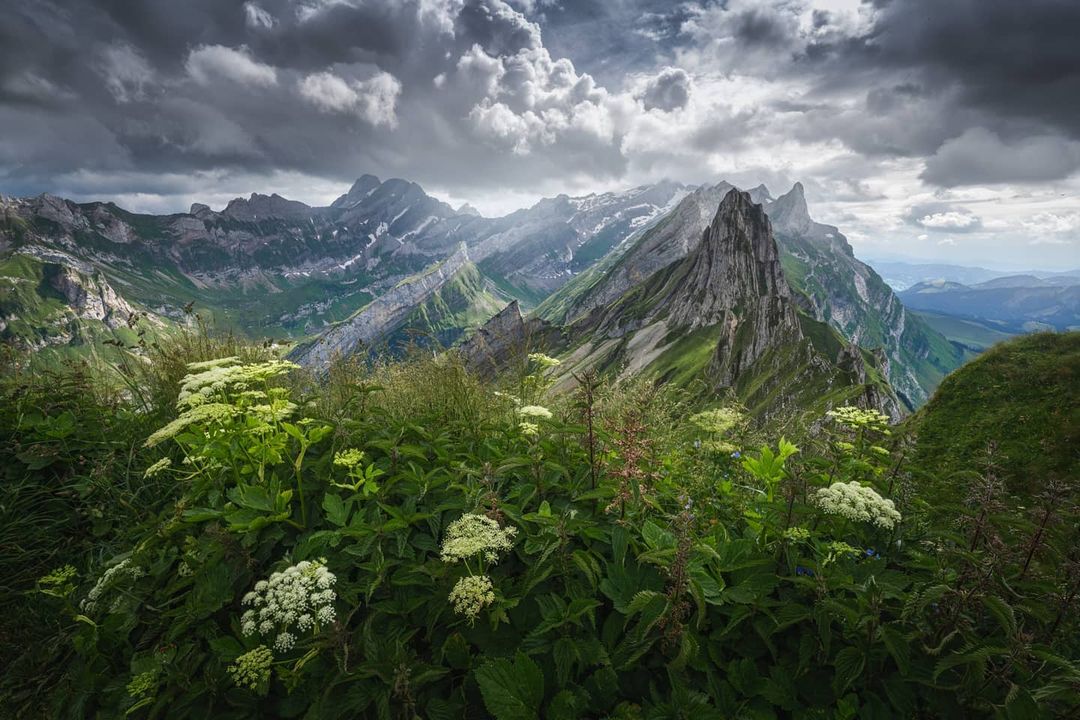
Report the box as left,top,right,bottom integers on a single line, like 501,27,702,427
920,128,1080,187
639,66,691,112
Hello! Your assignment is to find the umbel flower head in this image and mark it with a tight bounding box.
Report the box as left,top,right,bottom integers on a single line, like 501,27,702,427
440,513,517,565
449,574,495,621
518,405,553,420
826,406,890,433
815,481,902,530
229,646,274,691
241,559,337,653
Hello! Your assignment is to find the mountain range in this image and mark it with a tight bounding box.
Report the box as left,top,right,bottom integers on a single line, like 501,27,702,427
900,275,1080,334
2,173,976,415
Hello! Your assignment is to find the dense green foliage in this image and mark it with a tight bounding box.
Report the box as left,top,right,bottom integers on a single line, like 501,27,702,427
1,332,1078,719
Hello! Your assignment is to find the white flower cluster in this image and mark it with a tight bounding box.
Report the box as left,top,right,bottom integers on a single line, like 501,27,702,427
440,513,518,565
80,558,145,613
449,575,495,621
826,406,890,433
177,358,298,409
241,559,337,653
143,457,172,478
815,481,902,530
518,405,553,420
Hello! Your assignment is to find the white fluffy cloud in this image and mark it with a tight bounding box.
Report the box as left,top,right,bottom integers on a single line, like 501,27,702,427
917,211,980,230
185,45,278,87
298,70,402,127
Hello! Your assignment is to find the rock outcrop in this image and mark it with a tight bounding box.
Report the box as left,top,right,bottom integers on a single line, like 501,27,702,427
290,244,473,369
457,300,561,380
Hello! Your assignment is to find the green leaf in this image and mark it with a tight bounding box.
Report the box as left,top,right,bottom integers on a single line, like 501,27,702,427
475,652,545,720
322,493,351,527
833,647,865,695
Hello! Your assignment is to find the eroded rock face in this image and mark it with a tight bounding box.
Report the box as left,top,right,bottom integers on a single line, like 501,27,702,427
45,262,137,329
457,300,561,380
290,244,473,369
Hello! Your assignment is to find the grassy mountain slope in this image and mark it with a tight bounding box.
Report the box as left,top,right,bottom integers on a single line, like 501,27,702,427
380,262,511,351
907,332,1080,496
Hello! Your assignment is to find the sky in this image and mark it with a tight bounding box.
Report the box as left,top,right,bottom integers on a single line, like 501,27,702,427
1,0,1078,270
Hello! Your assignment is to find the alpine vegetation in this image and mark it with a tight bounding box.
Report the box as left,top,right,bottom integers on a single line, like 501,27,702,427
0,328,1077,718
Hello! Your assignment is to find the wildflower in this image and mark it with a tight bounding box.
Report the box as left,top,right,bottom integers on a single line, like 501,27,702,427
176,359,298,409
814,481,902,530
127,670,159,698
333,449,365,469
518,405,553,420
731,450,741,459
826,406,890,434
528,352,561,368
240,559,336,649
228,646,274,691
440,513,517,565
145,402,235,448
80,558,144,613
795,566,815,577
143,457,172,478
449,574,495,621
519,421,539,436
864,548,880,559
273,632,295,652
689,407,743,435
783,527,811,543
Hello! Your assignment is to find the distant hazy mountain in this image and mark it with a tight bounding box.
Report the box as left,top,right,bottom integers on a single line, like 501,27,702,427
899,278,1080,332
1,176,686,357
867,260,1080,292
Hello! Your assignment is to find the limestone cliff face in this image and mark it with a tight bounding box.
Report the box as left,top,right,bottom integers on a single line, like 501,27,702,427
290,244,472,369
550,188,902,420
457,300,561,380
44,263,138,329
662,190,803,386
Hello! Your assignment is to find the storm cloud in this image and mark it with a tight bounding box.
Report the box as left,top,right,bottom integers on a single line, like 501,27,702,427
0,0,1077,267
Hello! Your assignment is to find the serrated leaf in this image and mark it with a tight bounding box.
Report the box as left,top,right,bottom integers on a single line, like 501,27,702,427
475,652,544,720
832,647,865,695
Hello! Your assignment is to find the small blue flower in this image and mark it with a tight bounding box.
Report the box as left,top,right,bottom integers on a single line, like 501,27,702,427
731,451,741,459
795,566,815,577
864,548,880,558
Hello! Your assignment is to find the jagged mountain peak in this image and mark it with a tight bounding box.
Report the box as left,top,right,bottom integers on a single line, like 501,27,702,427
767,182,812,236
665,188,794,330
331,174,382,208
747,183,773,204
222,192,313,221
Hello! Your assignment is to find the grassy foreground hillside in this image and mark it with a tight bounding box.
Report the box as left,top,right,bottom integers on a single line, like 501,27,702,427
1,331,1077,718
907,332,1079,497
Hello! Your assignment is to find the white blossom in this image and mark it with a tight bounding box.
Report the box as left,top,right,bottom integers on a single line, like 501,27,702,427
815,481,902,530
240,559,337,651
440,513,517,565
